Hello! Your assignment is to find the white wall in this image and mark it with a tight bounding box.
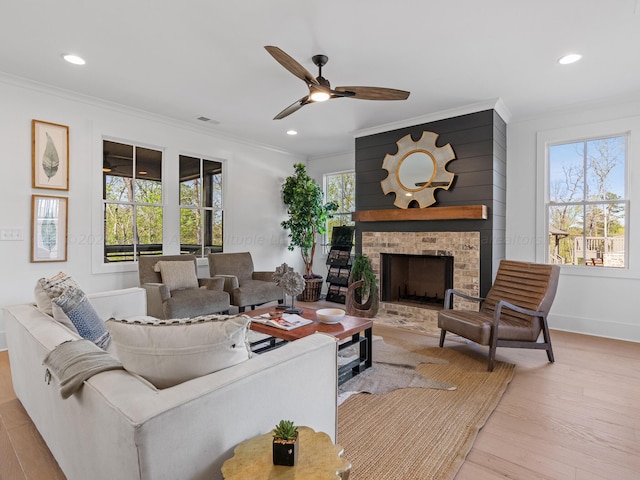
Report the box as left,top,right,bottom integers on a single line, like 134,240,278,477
0,76,305,350
308,151,355,291
507,96,640,342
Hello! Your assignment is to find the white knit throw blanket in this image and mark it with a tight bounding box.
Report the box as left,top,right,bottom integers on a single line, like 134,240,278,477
43,339,124,399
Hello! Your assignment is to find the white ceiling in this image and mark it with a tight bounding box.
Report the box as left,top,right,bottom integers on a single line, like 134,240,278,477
2,0,639,158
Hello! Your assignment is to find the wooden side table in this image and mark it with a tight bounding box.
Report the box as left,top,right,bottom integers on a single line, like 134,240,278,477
221,426,351,479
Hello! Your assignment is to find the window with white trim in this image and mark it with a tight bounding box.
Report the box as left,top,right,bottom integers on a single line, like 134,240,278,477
547,135,627,267
103,140,163,262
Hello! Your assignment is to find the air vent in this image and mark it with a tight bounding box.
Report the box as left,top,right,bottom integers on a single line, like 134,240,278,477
196,116,220,124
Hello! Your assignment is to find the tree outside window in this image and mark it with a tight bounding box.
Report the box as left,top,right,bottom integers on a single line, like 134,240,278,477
179,155,223,256
547,135,627,267
103,140,163,262
324,171,355,246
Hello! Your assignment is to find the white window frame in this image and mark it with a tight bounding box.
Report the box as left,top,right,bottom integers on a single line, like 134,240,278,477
103,141,164,263
93,137,165,274
536,118,637,278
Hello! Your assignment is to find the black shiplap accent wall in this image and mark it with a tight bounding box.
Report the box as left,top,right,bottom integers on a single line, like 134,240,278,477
354,109,506,297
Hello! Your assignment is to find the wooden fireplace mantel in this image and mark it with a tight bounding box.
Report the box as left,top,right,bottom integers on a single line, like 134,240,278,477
351,205,488,222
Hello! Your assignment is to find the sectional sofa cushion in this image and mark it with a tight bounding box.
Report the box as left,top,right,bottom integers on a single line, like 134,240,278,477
105,314,252,388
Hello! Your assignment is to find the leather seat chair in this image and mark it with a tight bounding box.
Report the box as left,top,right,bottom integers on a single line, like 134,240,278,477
138,254,230,319
208,252,284,312
438,259,560,371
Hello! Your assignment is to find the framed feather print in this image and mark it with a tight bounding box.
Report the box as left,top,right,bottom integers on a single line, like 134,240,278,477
31,195,68,262
32,119,69,190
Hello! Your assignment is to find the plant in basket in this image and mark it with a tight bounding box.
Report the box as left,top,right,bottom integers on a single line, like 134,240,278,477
281,163,337,301
346,254,379,318
350,254,377,301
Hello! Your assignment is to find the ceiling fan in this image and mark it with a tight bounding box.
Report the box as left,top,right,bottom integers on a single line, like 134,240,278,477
102,153,132,173
264,46,410,120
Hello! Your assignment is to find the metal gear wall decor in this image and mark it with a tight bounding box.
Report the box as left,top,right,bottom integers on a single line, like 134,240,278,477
380,131,456,209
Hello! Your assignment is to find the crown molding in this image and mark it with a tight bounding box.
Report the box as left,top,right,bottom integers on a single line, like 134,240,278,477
0,71,303,159
352,98,512,139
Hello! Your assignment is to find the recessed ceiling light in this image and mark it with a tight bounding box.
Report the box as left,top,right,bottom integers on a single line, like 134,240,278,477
558,53,582,65
63,54,86,65
286,130,298,136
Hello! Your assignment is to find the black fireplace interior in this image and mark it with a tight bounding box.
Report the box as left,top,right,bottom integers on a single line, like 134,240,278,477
381,253,454,308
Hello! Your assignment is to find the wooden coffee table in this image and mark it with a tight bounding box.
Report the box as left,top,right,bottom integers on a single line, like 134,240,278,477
249,306,373,384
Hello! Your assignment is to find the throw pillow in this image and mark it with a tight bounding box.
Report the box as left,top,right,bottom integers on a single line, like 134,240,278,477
51,303,80,333
154,260,199,291
105,314,252,389
52,286,111,349
34,272,79,316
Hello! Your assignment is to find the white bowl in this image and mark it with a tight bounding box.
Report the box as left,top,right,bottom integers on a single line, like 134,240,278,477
316,308,346,324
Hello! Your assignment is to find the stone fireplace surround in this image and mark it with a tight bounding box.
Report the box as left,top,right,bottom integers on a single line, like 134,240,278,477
362,231,480,334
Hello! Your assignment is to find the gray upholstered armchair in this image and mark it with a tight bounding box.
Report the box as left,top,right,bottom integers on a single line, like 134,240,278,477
207,252,284,312
138,254,230,319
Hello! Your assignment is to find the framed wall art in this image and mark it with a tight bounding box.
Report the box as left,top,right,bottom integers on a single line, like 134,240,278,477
32,119,69,190
31,194,68,263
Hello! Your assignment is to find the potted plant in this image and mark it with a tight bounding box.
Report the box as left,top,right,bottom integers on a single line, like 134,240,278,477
346,254,379,318
272,419,299,466
281,163,337,302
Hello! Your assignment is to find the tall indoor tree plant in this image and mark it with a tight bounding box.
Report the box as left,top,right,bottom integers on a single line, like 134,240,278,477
281,163,337,301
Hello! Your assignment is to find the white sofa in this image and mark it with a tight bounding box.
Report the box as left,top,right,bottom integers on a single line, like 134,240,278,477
3,287,338,480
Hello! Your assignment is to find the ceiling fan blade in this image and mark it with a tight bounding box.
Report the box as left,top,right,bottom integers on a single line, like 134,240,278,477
334,86,410,101
273,96,310,120
265,46,319,86
329,89,355,99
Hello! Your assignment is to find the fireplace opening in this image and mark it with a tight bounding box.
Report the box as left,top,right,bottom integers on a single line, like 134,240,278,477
381,253,454,309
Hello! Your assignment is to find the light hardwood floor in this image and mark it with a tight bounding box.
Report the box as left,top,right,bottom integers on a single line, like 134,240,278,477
1,325,639,479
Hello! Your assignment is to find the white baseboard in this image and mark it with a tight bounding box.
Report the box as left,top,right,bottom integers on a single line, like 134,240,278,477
549,313,640,343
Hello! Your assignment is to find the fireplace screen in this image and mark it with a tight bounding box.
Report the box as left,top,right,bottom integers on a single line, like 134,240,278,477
381,253,453,308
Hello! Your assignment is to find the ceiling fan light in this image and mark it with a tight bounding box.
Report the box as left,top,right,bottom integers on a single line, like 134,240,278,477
310,88,330,102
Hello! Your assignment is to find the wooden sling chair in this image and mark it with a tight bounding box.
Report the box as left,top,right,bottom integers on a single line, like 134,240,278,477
438,259,560,371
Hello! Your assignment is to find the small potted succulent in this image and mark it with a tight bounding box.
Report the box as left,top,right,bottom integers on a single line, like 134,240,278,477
272,419,299,466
